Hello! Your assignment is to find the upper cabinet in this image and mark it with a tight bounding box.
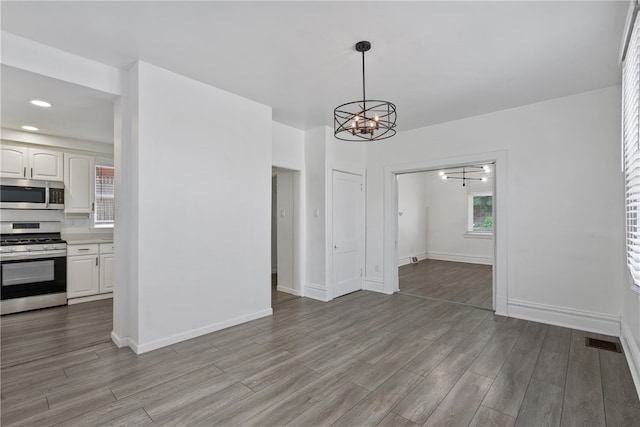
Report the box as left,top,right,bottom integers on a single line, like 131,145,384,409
0,145,64,181
64,153,95,214
30,149,64,181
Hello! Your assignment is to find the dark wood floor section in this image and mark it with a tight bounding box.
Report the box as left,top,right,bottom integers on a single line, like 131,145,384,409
2,291,640,426
399,259,493,310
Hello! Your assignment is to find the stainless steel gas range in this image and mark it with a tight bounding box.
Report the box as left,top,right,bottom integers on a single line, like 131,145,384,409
0,221,67,315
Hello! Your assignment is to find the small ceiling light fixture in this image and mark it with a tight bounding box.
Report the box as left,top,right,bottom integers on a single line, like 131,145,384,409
21,125,39,132
334,41,397,142
440,164,493,187
29,99,52,108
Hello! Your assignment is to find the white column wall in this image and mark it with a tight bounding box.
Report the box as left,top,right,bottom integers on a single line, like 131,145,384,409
304,127,328,298
366,86,624,331
130,61,272,352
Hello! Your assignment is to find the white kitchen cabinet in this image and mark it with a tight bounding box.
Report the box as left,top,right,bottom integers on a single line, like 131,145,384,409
64,153,95,214
30,149,64,181
0,145,63,181
67,246,100,298
67,243,115,299
99,243,114,293
0,146,28,178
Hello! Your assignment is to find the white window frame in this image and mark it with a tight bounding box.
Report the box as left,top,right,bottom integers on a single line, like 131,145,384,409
466,191,493,238
92,158,114,230
623,9,640,294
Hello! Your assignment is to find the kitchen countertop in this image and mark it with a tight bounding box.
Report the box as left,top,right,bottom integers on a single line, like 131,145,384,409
62,233,114,245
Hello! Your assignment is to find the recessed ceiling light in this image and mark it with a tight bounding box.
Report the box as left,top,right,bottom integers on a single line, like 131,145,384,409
21,125,39,132
29,99,52,108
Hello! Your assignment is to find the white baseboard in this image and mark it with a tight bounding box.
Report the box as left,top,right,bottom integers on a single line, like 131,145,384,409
68,293,113,305
620,320,640,400
508,299,621,336
304,282,329,302
398,253,428,267
426,252,493,266
364,277,385,292
134,308,273,354
111,330,133,349
276,285,300,296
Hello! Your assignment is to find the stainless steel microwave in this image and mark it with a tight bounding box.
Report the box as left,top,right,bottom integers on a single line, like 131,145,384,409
0,179,64,210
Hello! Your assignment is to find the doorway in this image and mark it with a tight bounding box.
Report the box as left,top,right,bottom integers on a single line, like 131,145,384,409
397,167,494,310
383,151,508,315
271,167,302,307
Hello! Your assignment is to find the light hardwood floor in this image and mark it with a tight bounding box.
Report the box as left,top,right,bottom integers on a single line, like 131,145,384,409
399,259,493,310
2,290,640,426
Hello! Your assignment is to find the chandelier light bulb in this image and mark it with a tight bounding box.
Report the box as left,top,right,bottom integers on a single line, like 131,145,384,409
482,177,488,182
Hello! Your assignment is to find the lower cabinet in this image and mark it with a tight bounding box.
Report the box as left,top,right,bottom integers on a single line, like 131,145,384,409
67,243,114,299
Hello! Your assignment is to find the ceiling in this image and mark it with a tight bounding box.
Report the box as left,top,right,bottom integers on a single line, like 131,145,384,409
0,1,629,144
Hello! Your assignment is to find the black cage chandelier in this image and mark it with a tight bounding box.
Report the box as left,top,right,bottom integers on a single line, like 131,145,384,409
334,41,397,142
439,165,493,187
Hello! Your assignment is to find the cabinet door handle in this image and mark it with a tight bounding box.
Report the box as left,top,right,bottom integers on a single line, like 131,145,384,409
23,167,26,178
30,167,33,178
78,248,90,251
92,202,95,212
96,257,99,266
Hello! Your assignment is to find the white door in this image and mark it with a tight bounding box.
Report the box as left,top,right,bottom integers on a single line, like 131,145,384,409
332,170,364,298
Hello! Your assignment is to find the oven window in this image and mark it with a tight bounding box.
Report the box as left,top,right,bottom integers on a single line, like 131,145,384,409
1,185,46,203
2,260,54,287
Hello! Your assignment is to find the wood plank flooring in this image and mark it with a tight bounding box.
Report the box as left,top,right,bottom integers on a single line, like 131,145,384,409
399,259,493,310
2,289,640,426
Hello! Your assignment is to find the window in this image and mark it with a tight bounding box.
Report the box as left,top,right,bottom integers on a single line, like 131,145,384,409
623,13,640,291
94,163,114,228
468,193,493,233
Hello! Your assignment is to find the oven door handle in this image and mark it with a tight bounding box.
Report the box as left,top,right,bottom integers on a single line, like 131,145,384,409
0,251,67,261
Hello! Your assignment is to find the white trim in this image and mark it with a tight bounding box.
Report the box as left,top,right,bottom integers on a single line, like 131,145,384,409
67,293,113,305
463,232,493,240
508,299,621,336
134,308,273,354
620,320,640,399
364,277,388,293
304,282,330,302
384,150,507,314
398,252,428,267
276,285,301,296
110,330,132,349
426,252,493,266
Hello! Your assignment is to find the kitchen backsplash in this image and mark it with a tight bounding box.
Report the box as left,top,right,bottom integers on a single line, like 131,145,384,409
0,209,103,234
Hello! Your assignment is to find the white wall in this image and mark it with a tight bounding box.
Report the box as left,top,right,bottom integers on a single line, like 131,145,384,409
397,173,428,264
272,121,304,171
423,171,493,265
118,61,273,353
367,86,624,333
304,127,328,298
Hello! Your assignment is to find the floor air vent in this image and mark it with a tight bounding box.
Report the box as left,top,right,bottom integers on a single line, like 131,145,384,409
585,337,622,353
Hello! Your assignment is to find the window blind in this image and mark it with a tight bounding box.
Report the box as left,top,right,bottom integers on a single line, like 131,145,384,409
95,165,115,224
623,15,640,289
